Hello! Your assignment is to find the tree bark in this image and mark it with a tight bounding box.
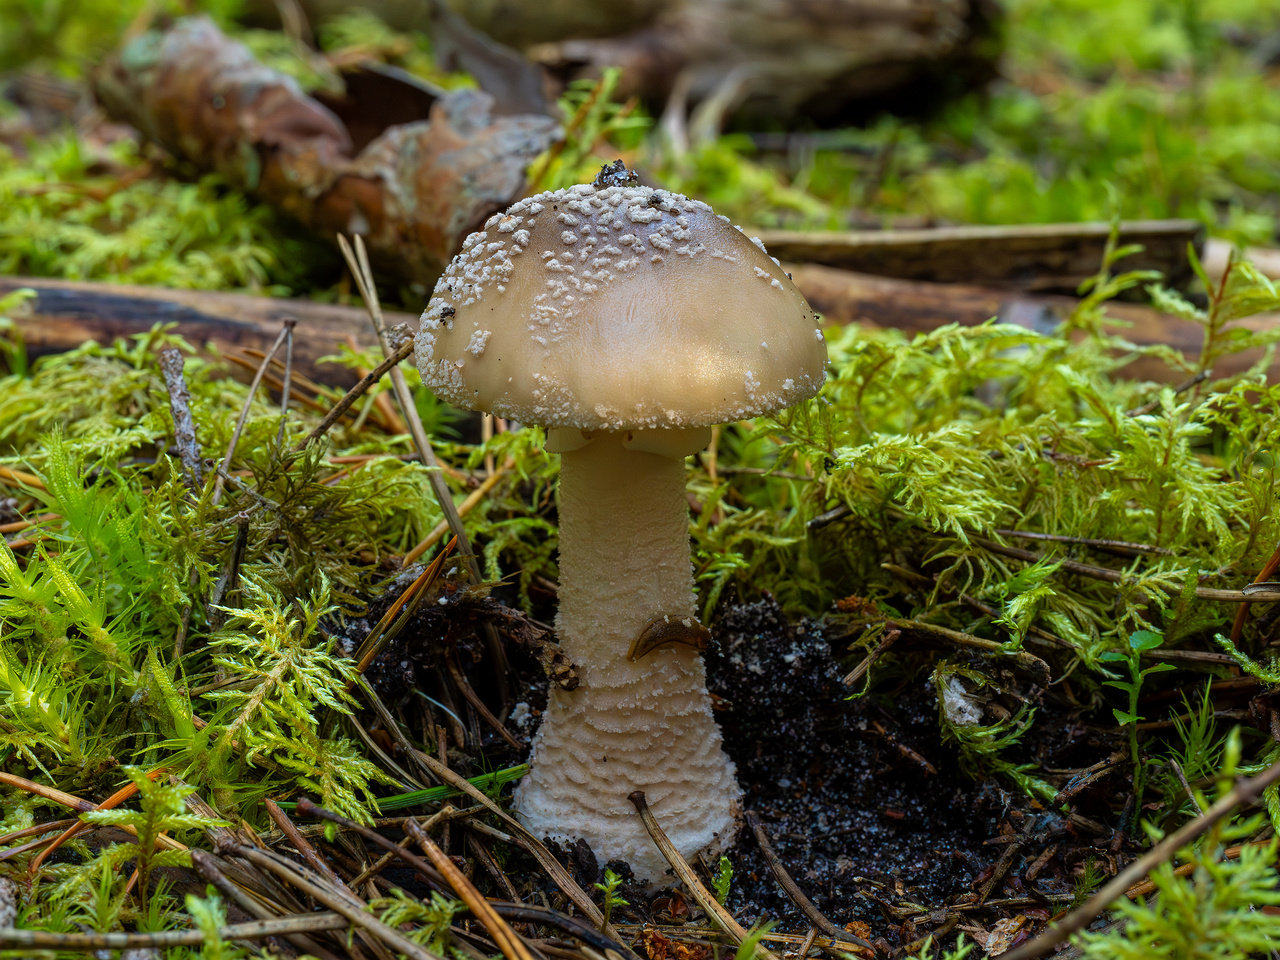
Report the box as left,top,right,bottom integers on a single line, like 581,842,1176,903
759,219,1204,294
787,263,1279,383
0,276,409,386
92,18,558,285
8,270,1273,388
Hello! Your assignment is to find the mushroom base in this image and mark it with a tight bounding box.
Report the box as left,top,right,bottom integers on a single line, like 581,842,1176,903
513,433,741,883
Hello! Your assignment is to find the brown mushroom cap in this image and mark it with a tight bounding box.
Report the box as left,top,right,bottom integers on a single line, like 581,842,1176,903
415,182,827,431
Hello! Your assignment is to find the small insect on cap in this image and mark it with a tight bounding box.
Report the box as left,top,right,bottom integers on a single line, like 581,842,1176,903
415,166,828,432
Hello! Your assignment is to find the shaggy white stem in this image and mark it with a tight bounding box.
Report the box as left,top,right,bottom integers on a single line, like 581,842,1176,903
513,433,741,881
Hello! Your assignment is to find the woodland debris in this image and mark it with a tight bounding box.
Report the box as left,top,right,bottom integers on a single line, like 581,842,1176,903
787,263,1280,383
92,18,559,284
998,754,1280,960
759,219,1204,293
10,263,1280,389
277,0,1000,128
0,275,410,385
158,347,206,491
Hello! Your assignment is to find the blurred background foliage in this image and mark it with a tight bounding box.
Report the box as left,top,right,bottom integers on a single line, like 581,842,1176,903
5,0,1280,291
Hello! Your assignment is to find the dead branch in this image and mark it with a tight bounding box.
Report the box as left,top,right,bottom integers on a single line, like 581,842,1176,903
0,915,352,951
789,263,1280,384
630,790,778,960
762,219,1202,293
745,811,875,956
158,347,206,490
0,275,408,387
93,18,558,282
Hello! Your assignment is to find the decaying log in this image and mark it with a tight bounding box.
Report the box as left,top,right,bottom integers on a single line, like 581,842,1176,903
8,269,1279,389
92,18,559,285
787,263,1280,383
534,0,1001,127
0,276,412,386
760,219,1204,294
271,0,1000,128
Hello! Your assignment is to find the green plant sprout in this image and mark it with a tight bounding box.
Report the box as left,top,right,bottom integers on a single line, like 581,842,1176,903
79,769,218,915
1073,731,1280,959
712,855,734,904
593,867,628,931
1100,629,1177,825
733,922,775,960
370,888,465,954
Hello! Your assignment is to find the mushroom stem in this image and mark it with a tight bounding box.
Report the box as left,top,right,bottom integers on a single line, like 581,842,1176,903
513,432,741,881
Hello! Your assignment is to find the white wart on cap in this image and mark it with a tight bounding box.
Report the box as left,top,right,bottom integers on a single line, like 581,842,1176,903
415,182,827,430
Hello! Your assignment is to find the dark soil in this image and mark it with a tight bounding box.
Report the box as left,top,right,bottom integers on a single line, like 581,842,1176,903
705,600,994,937
365,588,1130,954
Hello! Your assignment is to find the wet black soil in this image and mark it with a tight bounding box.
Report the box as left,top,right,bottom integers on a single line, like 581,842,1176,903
705,600,995,939
365,586,1118,952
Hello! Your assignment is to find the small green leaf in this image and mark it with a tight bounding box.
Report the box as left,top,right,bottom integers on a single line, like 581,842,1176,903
1129,630,1164,652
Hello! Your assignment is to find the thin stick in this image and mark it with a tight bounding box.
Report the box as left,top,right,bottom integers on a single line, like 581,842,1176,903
1166,758,1205,816
159,347,205,491
975,536,1280,603
745,811,875,955
630,791,777,960
1229,539,1280,642
0,465,45,490
797,927,818,959
265,798,351,893
354,536,456,673
993,528,1172,557
404,458,513,566
409,751,616,938
275,317,296,447
228,843,440,960
482,413,495,475
338,233,511,701
404,817,537,960
212,320,295,506
348,805,462,888
0,770,95,811
291,798,450,898
447,656,522,749
998,756,1280,960
0,914,352,951
30,769,178,876
299,341,414,449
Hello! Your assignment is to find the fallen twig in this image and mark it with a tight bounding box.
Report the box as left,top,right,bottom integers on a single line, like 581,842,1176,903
299,340,414,449
993,528,1172,557
0,914,351,951
29,768,176,876
403,456,515,565
339,232,512,703
745,811,875,956
211,319,295,506
410,751,616,938
265,797,351,894
227,842,440,960
974,535,1280,604
998,756,1280,960
190,849,345,960
353,535,456,674
630,791,777,960
158,346,205,491
446,655,523,750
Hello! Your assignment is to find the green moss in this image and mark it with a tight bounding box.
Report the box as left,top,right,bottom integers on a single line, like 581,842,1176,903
0,137,336,293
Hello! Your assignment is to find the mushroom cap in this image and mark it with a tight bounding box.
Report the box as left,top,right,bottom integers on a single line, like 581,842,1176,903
414,182,827,431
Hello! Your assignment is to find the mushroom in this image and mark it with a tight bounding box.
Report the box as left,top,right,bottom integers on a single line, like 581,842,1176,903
415,165,827,881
